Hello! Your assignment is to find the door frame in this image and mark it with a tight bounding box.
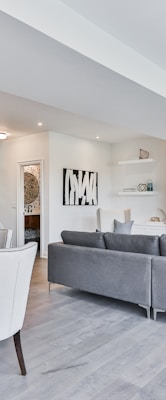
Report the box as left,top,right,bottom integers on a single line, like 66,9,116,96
17,159,44,257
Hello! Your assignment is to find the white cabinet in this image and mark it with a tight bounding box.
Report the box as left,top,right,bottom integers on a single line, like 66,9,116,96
117,158,156,196
132,222,166,236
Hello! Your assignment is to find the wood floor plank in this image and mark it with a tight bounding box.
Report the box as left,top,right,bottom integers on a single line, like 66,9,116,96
1,256,166,399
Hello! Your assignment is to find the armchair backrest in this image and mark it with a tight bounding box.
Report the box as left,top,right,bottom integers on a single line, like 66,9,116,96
0,242,37,341
96,208,131,232
0,229,13,248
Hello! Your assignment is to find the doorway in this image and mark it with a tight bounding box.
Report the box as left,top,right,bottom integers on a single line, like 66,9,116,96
17,160,44,257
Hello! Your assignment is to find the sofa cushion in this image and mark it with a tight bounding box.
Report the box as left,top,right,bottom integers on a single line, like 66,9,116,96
114,219,134,234
61,230,106,249
159,234,166,256
104,232,160,255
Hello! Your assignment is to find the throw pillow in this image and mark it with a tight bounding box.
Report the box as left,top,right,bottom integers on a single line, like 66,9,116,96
114,219,134,234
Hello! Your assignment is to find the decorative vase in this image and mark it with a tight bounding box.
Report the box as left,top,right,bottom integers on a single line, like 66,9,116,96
147,179,153,191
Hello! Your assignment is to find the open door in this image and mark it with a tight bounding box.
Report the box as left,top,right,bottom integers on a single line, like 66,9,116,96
17,160,44,257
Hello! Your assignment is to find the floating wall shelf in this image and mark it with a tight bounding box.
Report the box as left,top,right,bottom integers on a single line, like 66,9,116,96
118,158,155,165
118,191,157,196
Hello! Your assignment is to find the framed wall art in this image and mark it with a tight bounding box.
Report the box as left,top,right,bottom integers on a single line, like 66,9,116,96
63,168,98,205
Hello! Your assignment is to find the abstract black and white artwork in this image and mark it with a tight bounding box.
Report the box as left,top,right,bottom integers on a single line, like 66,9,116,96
63,168,98,205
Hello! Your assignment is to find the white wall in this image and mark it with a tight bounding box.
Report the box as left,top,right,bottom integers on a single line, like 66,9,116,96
111,137,166,223
49,132,112,242
0,131,112,253
0,133,49,253
1,131,165,255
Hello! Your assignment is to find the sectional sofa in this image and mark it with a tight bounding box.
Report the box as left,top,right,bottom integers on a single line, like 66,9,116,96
48,230,166,320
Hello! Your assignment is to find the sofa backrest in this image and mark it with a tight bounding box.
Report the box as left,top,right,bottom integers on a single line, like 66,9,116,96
104,232,160,256
61,230,106,249
61,230,162,256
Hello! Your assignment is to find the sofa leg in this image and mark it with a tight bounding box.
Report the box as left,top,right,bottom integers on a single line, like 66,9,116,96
138,304,150,319
153,308,165,321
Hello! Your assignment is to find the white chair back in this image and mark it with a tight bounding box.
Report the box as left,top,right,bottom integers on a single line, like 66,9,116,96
96,208,131,232
0,242,37,341
0,229,13,248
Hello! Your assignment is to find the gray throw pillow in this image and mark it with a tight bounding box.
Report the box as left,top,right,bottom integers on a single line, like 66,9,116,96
114,219,134,234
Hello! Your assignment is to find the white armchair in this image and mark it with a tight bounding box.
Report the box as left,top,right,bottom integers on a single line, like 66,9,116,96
0,242,37,375
0,229,13,248
96,208,131,232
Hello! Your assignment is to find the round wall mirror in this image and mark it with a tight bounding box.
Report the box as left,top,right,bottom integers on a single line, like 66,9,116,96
24,172,39,205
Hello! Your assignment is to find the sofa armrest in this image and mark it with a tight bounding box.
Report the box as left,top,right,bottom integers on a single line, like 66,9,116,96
152,256,166,315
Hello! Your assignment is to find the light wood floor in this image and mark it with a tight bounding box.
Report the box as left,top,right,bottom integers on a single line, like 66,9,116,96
1,256,166,399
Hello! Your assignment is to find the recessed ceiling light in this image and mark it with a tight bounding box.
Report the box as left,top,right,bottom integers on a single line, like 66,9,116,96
0,132,7,140
37,122,43,126
96,136,100,140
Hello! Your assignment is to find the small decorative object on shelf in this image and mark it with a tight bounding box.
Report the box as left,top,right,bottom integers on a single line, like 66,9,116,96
139,148,149,159
123,187,137,192
158,208,166,223
150,217,160,222
137,183,147,192
147,179,153,191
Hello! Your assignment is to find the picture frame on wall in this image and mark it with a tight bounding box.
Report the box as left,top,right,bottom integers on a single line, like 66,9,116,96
63,168,98,205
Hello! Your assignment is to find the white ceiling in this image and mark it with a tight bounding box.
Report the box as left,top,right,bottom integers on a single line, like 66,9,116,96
0,1,166,143
61,0,166,70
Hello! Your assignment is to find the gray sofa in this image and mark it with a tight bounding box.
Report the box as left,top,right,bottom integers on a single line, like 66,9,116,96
48,231,166,320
